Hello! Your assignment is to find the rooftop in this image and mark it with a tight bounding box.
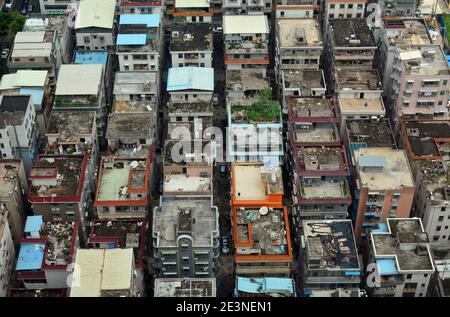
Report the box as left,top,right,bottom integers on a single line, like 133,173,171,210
106,112,155,144
47,111,96,143
70,248,134,297
0,70,47,90
402,121,450,158
417,159,450,203
336,69,381,91
175,0,209,8
277,18,322,47
329,19,376,47
354,148,414,190
282,70,326,95
154,278,216,297
230,101,282,124
308,288,362,297
29,155,86,199
55,64,103,96
153,196,218,248
223,15,269,35
299,178,350,200
113,72,157,96
234,206,291,257
295,146,348,175
338,97,385,115
96,157,149,202
396,45,449,76
346,119,396,148
167,67,214,92
226,69,266,92
8,289,66,297
119,14,160,28
288,96,336,120
0,95,30,128
168,101,213,115
90,219,146,266
232,164,283,201
10,32,53,59
170,23,212,51
303,220,360,271
164,173,211,194
164,140,214,165
113,100,156,113
383,19,432,46
371,218,434,272
24,15,67,34
74,0,116,30
236,277,295,297
0,160,24,196
74,51,109,65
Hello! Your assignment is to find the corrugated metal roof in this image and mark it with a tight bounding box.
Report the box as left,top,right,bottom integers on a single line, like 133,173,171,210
0,71,47,90
24,216,43,233
176,0,209,8
376,259,399,276
223,15,269,35
16,243,45,271
358,155,387,168
55,64,103,96
74,0,116,30
116,33,147,46
119,14,160,27
167,67,214,91
101,248,133,290
14,31,45,43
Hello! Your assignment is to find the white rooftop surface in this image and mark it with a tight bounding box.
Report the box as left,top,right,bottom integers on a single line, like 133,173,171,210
278,18,322,47
55,64,103,96
11,43,52,58
303,181,345,199
223,15,269,35
0,70,47,90
164,174,211,193
75,0,116,29
354,147,415,190
176,0,209,7
70,249,133,297
233,165,266,201
14,31,45,43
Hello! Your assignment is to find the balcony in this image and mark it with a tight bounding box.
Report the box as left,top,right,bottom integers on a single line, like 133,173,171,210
225,40,268,54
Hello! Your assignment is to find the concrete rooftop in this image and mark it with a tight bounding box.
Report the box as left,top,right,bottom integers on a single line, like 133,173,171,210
277,18,322,47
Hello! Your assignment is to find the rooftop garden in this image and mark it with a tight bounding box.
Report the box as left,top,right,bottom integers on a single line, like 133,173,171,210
230,87,281,123
443,14,450,45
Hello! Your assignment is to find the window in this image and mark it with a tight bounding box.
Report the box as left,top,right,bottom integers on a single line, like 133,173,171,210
348,4,353,8
439,216,444,222
178,53,183,58
437,226,442,231
406,274,412,279
330,4,335,9
442,207,447,212
139,138,146,145
340,4,345,8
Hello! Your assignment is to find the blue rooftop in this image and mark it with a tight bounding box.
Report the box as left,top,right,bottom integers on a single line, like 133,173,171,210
237,277,295,295
74,51,108,65
372,223,389,234
376,259,399,276
447,55,450,67
119,14,160,28
167,67,214,91
358,155,387,168
19,88,44,106
24,215,43,234
16,243,45,271
116,34,147,46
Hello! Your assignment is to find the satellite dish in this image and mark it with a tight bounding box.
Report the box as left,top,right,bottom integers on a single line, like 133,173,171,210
259,207,269,216
130,161,139,168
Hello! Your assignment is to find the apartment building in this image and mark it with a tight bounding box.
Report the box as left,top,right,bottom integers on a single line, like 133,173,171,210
54,64,107,140
301,220,361,293
226,69,267,101
163,140,213,196
227,98,283,164
168,101,213,123
113,71,159,108
87,219,147,295
323,0,367,30
223,15,270,76
74,0,116,51
15,216,80,290
0,95,39,173
274,0,318,18
401,120,450,247
367,218,435,297
95,156,153,219
377,0,418,17
389,45,450,131
0,70,51,136
167,67,214,103
222,0,272,15
170,23,212,68
70,248,137,297
353,147,415,240
117,14,161,72
154,278,216,297
119,0,162,14
0,160,27,249
325,19,377,90
0,204,15,297
171,0,213,23
27,155,92,242
38,0,79,14
152,195,219,278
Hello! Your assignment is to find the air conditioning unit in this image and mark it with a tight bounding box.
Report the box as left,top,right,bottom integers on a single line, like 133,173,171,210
172,31,179,38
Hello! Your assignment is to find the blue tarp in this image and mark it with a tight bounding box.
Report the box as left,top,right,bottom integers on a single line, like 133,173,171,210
116,34,147,46
377,259,399,276
119,14,160,27
358,155,387,168
19,88,44,106
237,277,295,295
16,243,45,271
372,223,389,234
24,215,43,234
74,51,108,65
